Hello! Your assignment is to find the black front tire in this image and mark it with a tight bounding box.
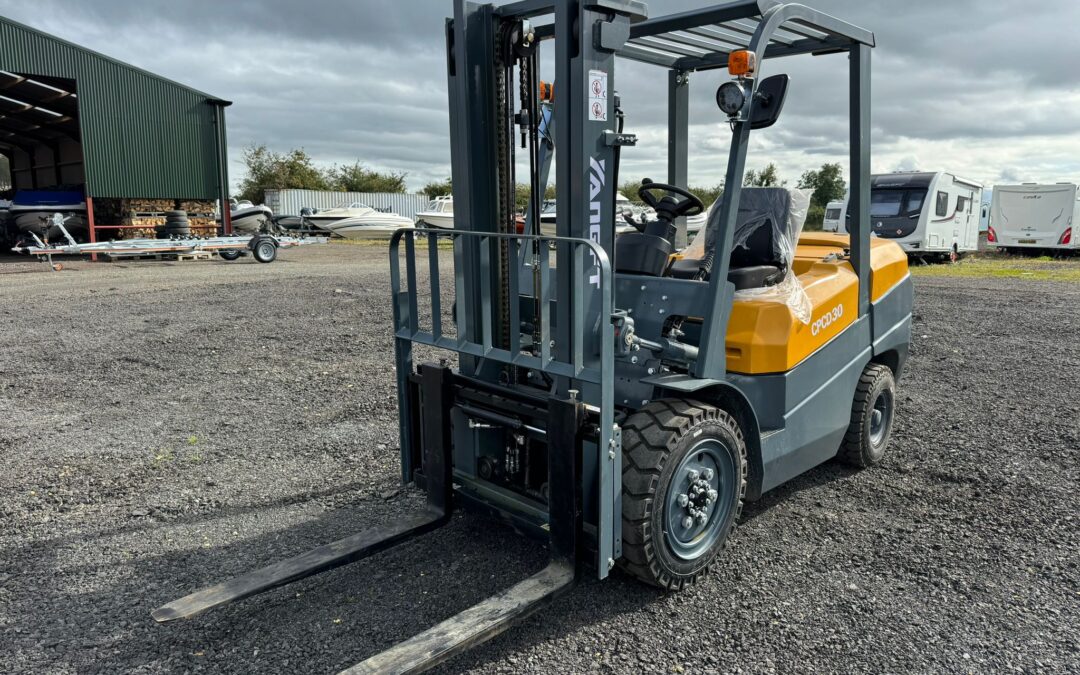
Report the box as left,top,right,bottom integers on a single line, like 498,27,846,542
838,363,896,467
620,399,747,591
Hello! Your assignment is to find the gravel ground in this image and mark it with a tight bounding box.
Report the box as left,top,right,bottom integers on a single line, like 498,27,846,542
0,245,1077,674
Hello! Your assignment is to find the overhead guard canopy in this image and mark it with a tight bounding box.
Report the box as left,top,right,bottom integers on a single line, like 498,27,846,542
620,0,875,71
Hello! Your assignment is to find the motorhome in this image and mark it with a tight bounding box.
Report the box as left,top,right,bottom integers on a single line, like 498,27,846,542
868,172,982,260
988,183,1078,253
979,191,992,232
822,199,846,232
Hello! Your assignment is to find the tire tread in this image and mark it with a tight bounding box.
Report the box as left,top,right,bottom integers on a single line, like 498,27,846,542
619,399,747,591
838,363,894,467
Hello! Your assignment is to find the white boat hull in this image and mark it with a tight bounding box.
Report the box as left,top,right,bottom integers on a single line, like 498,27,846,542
416,212,455,230
230,206,273,234
326,214,415,240
685,213,707,237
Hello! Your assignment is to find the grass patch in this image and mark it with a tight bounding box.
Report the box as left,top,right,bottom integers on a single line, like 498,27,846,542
910,255,1080,282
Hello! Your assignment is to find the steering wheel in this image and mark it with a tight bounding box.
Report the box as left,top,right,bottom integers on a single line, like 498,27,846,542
637,179,705,221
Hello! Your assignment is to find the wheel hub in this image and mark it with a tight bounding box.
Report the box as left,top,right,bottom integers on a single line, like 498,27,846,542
664,441,735,561
869,391,891,447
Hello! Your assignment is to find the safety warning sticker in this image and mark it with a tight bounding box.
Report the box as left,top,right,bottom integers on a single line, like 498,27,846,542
588,69,607,122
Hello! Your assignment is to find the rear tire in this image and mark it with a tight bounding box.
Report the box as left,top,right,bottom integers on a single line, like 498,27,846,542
252,238,277,263
219,250,242,261
838,363,896,467
620,399,746,591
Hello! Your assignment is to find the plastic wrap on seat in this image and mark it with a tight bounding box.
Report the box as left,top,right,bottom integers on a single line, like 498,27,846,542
683,187,813,324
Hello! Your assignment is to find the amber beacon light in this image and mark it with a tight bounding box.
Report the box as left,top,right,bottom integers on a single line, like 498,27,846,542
728,49,757,77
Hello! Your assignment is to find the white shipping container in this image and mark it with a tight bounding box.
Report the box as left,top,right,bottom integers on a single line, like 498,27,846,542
264,189,430,221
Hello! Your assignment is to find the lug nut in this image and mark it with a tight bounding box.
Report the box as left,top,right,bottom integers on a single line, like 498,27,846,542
687,470,700,482
707,489,718,501
682,516,694,529
696,512,708,524
677,494,689,507
702,468,714,481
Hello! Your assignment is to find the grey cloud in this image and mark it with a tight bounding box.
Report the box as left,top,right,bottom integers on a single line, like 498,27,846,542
2,0,1078,190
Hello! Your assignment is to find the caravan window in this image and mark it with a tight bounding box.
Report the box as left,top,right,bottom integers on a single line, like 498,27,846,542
825,207,841,220
935,191,949,217
956,196,968,213
870,191,905,217
905,191,925,213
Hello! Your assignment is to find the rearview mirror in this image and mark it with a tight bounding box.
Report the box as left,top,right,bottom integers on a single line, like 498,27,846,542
750,74,789,130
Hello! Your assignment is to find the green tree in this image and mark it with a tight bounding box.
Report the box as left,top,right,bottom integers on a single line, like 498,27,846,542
796,162,846,209
236,145,329,204
744,163,784,187
327,162,407,193
619,179,646,204
422,177,452,198
619,179,724,209
514,183,532,212
690,183,724,207
803,204,826,231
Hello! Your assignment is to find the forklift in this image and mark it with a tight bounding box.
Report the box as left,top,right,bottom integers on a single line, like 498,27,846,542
153,1,912,672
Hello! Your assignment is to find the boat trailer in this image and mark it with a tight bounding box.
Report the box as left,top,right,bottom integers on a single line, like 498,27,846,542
12,214,326,270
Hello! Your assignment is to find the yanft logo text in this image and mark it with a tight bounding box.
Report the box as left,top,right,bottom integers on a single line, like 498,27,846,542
811,303,844,336
588,157,605,288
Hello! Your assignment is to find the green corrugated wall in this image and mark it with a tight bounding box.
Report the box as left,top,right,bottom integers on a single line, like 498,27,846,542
0,15,228,199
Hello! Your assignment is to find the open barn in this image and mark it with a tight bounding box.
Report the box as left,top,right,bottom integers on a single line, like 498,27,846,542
0,16,232,244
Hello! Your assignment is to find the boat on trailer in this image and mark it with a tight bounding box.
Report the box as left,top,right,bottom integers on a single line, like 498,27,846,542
415,195,455,230
322,211,415,239
229,200,274,234
10,189,87,239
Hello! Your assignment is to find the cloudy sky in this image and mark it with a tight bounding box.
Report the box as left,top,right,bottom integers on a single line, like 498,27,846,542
4,0,1079,192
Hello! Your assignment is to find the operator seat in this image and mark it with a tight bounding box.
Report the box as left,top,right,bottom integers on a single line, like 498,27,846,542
669,187,792,289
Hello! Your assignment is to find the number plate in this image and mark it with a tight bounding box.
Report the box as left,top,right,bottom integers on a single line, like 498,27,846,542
1018,239,1038,244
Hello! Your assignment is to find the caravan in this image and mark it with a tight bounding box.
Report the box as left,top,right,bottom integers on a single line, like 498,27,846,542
822,199,846,232
867,172,982,260
988,183,1078,253
827,172,982,259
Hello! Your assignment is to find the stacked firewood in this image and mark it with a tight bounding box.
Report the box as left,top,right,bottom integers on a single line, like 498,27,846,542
124,198,175,213
92,198,220,239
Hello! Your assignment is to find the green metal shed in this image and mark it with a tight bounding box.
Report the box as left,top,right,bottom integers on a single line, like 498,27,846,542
0,14,230,209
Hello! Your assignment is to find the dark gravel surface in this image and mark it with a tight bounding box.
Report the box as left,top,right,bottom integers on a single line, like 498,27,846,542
1,247,1077,674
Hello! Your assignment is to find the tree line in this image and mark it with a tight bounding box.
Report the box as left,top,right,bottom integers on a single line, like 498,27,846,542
420,163,845,227
617,162,846,229
236,145,408,204
237,145,845,228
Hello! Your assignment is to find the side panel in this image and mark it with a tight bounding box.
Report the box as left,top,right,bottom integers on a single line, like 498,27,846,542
730,316,872,493
915,173,943,252
871,276,913,377
729,274,911,494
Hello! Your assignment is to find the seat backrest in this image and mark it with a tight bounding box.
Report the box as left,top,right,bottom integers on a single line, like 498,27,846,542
697,188,793,267
729,187,792,269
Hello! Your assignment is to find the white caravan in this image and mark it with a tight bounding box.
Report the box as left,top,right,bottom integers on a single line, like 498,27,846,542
822,199,846,232
988,183,1078,252
868,171,982,259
